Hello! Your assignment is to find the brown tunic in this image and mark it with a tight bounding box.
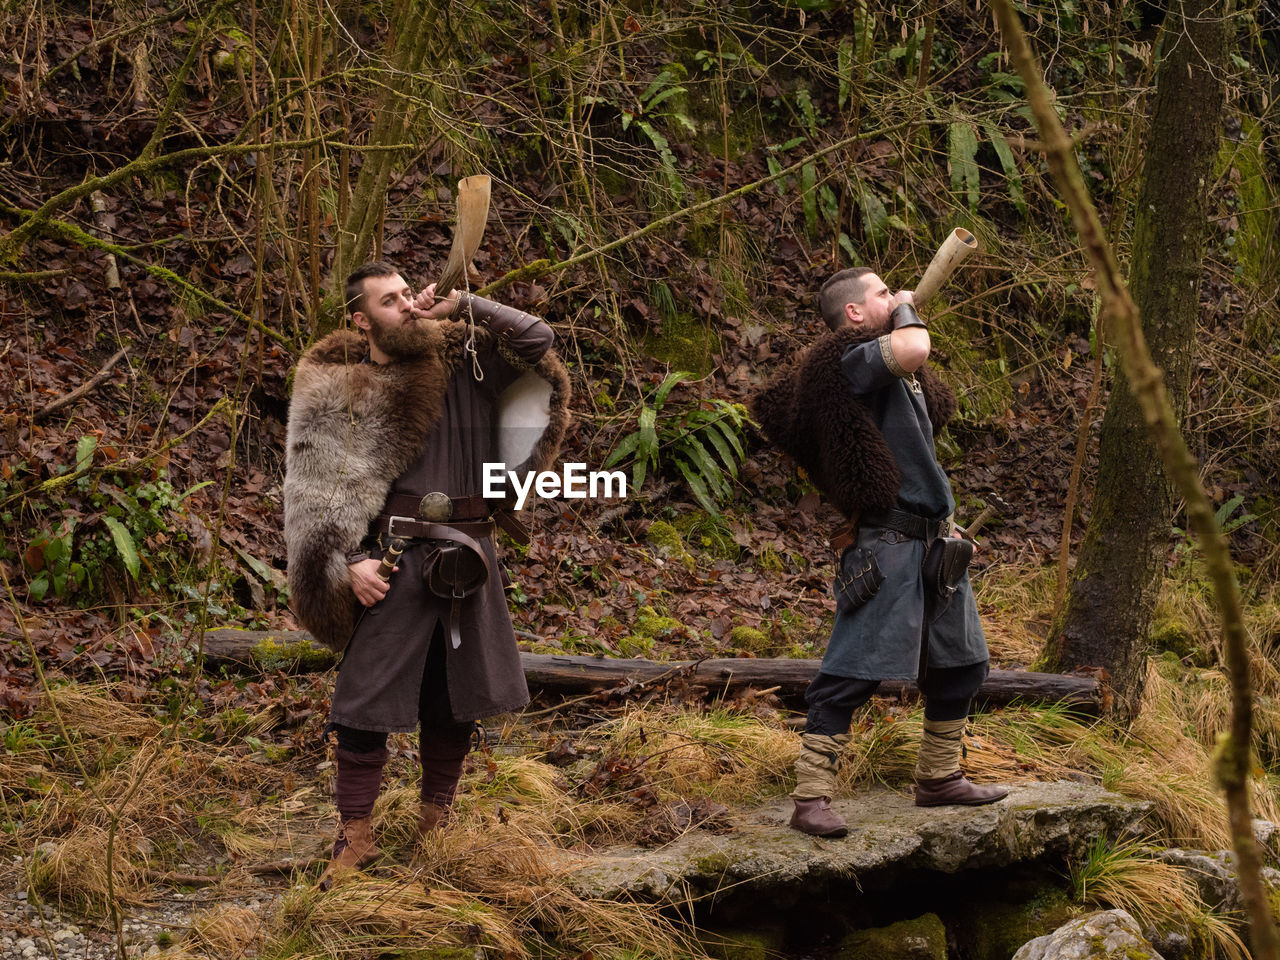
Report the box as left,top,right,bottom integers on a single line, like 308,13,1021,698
328,325,553,730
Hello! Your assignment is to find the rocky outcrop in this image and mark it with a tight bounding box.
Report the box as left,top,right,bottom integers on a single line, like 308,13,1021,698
569,781,1150,903
1013,910,1164,960
1154,846,1280,913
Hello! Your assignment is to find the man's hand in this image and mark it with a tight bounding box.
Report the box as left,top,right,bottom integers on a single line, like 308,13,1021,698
349,557,394,607
411,283,461,320
953,526,981,553
894,289,915,308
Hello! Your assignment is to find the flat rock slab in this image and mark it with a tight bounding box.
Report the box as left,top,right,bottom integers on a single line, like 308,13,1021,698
569,781,1149,902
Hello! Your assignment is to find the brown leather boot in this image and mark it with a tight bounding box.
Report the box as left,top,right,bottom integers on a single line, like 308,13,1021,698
914,771,1010,807
789,797,849,838
318,816,381,890
417,801,450,839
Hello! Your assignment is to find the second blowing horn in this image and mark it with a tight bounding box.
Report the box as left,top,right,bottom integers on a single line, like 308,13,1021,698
913,228,980,309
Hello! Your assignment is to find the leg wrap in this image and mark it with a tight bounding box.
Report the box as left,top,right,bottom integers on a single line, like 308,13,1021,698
417,626,474,808
914,717,966,782
419,724,473,807
792,732,850,800
334,746,388,821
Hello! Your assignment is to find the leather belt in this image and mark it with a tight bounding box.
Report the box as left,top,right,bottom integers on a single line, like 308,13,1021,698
383,491,491,523
861,508,949,541
371,516,496,541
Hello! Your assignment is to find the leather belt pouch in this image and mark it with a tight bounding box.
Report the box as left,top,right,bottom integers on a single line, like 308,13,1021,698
922,536,973,598
420,526,493,650
834,546,885,611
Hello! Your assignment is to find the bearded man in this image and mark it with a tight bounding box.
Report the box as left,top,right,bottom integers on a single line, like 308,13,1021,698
284,262,570,885
751,266,1008,839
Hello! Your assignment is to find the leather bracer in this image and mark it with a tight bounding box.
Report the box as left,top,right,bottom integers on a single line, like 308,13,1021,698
890,303,926,330
460,293,544,341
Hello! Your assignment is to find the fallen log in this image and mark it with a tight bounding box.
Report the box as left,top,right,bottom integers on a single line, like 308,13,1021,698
198,628,1101,714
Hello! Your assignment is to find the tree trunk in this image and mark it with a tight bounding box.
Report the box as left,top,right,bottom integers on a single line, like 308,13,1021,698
1044,0,1228,717
317,0,438,336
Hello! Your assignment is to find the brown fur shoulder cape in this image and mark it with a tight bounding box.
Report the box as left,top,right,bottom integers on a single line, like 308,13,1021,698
283,321,571,651
748,326,957,520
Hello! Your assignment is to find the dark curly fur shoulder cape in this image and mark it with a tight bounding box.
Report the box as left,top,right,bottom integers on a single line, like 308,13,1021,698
749,326,957,519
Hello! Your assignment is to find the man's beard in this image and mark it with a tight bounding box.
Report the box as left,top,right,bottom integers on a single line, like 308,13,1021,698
367,314,437,360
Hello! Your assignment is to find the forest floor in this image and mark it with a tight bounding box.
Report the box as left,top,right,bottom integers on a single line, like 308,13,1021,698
2,639,1276,959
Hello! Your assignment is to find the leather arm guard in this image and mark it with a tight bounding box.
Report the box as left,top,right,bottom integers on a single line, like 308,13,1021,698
460,293,544,341
890,303,927,330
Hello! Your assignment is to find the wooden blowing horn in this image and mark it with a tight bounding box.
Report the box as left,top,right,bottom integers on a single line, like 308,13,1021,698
913,227,979,309
434,175,492,300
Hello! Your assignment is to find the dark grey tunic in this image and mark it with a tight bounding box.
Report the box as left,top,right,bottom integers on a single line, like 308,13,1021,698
820,340,987,681
329,324,553,731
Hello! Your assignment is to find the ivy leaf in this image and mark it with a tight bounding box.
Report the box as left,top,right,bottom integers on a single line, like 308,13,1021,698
981,119,1026,217
76,435,98,473
861,189,889,250
948,120,981,212
801,162,818,238
838,38,853,110
102,516,141,579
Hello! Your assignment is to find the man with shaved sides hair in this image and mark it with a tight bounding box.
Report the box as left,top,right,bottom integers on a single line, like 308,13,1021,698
751,263,1008,838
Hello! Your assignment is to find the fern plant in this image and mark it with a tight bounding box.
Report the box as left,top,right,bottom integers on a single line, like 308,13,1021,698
604,371,749,514
586,65,694,203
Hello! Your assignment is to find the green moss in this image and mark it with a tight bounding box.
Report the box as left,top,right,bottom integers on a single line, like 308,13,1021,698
693,852,733,874
617,634,654,658
950,888,1080,960
833,913,947,960
1148,615,1205,665
645,520,696,570
728,626,776,655
642,312,719,376
646,520,685,555
697,926,786,960
1152,650,1186,682
250,637,337,672
756,544,786,573
632,606,684,640
1268,885,1280,922
673,510,740,560
933,329,1012,423
211,28,254,73
1218,118,1278,290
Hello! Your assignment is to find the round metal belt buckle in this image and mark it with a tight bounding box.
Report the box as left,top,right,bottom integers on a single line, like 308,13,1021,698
418,492,453,522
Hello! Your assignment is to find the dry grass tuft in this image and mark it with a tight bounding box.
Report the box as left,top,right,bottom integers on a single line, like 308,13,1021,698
26,821,150,914
973,562,1057,666
269,840,695,960
37,682,162,742
583,704,798,804
1070,835,1248,960
186,904,266,958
